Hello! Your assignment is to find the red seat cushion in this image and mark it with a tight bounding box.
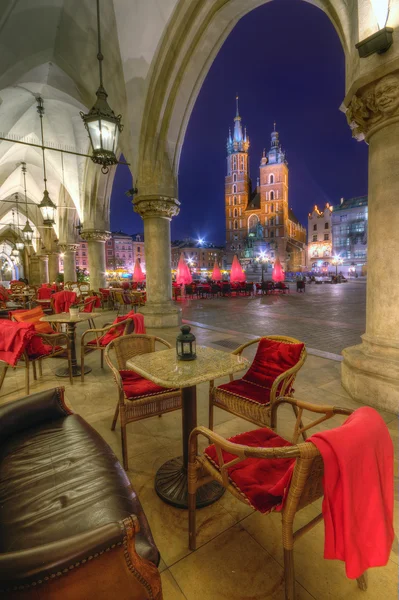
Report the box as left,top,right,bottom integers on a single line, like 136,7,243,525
243,338,304,389
120,370,177,400
217,379,271,405
205,428,295,513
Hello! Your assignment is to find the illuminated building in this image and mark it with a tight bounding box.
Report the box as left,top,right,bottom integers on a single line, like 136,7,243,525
225,98,306,271
171,239,224,275
332,196,368,276
307,203,333,272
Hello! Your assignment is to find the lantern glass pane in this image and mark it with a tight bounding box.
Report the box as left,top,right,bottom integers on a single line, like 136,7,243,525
183,342,191,354
87,119,102,151
100,119,117,152
16,242,24,251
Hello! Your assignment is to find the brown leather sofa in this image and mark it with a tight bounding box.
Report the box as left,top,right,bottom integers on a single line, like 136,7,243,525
0,387,162,599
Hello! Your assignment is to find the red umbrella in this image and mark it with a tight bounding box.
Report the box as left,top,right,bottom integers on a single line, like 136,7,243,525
176,252,193,285
230,255,246,283
133,258,145,283
272,257,285,282
211,261,222,281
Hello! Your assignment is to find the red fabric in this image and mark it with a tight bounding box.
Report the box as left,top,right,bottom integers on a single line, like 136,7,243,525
82,296,101,312
87,311,146,347
133,258,145,283
37,287,53,300
99,288,110,298
212,261,222,281
120,370,177,400
131,313,145,334
176,252,192,285
25,336,55,359
217,378,271,405
11,306,54,335
0,321,36,366
53,291,77,313
244,338,304,389
309,408,394,579
205,427,295,513
230,255,246,283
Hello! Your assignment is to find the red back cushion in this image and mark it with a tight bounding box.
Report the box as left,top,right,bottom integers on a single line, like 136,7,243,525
12,306,54,334
243,338,304,388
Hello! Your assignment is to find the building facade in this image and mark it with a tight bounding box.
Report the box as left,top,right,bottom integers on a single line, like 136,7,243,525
332,196,368,276
171,240,224,275
225,99,306,271
307,203,333,272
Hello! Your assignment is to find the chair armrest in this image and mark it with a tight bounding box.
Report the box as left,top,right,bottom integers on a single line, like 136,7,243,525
0,387,71,443
231,338,261,356
37,332,70,348
153,336,172,349
80,320,132,345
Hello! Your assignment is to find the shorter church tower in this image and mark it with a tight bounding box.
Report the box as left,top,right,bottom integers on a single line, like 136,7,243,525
225,97,250,264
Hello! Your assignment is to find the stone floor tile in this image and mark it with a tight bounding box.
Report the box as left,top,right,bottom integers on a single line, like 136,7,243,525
170,524,316,600
161,570,187,599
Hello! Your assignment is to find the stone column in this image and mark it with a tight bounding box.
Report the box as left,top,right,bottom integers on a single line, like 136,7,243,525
29,255,41,286
134,195,181,328
59,244,78,283
342,71,399,414
38,254,49,283
48,252,60,283
80,230,110,291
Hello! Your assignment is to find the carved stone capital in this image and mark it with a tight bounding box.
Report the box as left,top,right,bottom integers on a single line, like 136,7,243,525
133,195,180,220
58,243,79,253
80,230,111,243
346,70,399,141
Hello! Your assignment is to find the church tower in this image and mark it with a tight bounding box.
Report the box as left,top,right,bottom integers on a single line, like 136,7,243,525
225,97,250,263
259,125,290,267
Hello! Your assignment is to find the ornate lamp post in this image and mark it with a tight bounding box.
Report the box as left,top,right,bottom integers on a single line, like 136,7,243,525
256,251,269,282
37,98,56,226
80,0,123,173
332,255,343,277
21,163,34,244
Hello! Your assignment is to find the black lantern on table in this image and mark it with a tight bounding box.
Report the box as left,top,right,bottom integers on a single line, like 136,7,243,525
176,325,196,361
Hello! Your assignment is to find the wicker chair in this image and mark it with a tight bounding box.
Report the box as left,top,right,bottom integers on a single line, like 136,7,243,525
209,335,307,432
80,318,134,381
105,333,182,470
188,396,367,600
0,332,73,394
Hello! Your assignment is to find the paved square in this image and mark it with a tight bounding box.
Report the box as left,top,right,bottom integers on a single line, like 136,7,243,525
181,280,366,356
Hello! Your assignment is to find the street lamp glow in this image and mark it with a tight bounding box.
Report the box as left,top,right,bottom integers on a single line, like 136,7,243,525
197,238,204,246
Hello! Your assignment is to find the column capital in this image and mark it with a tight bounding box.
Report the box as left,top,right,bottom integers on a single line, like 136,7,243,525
346,70,399,141
133,195,180,220
80,229,111,243
58,243,79,253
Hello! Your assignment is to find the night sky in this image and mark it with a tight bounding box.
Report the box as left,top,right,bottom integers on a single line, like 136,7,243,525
110,0,368,245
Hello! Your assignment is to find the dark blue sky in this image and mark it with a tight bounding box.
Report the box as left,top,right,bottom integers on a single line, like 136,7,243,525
110,0,368,245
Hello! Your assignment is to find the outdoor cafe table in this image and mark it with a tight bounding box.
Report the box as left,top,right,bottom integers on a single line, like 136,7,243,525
40,312,102,378
126,346,249,509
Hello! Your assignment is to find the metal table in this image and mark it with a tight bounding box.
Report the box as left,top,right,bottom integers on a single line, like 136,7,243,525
40,312,102,377
127,346,248,509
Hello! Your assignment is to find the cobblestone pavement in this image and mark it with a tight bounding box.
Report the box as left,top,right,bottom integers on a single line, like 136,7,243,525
181,280,366,356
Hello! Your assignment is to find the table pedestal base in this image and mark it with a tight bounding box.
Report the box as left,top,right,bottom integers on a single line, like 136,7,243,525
55,365,92,378
155,456,225,509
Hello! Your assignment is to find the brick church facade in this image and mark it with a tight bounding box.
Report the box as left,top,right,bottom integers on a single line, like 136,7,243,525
225,99,306,271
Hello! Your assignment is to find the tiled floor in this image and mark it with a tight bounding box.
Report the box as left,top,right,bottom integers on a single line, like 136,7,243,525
0,303,397,600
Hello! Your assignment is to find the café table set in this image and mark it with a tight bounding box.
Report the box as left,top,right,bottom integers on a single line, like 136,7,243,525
40,311,248,509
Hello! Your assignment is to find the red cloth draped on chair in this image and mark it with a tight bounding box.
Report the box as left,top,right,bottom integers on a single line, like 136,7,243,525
309,407,394,579
82,295,101,312
53,291,77,313
37,287,53,300
0,321,52,365
230,255,246,283
87,311,145,347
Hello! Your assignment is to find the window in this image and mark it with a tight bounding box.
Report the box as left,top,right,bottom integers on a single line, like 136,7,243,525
269,174,274,184
233,173,237,182
270,191,274,200
233,184,237,193
275,228,279,237
234,221,238,230
325,222,329,229
270,230,274,238
313,224,317,231
234,196,237,205
324,234,329,241
313,234,317,242
107,250,112,255
340,215,347,222
137,246,141,252
233,208,238,218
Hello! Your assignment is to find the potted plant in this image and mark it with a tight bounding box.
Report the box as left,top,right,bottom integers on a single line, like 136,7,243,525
69,302,80,317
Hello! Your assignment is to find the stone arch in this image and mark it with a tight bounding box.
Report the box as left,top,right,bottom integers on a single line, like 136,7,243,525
137,0,354,191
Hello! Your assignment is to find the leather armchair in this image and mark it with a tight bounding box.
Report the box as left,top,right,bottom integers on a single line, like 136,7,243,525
0,388,162,599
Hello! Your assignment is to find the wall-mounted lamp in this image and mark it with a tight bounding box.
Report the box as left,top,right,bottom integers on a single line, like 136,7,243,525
356,1,393,58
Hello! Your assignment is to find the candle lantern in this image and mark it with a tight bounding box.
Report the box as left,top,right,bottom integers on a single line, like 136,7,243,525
176,325,196,361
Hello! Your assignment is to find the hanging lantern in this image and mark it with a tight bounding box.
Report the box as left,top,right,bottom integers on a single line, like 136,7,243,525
22,219,34,243
80,0,123,173
176,325,197,361
11,247,19,257
39,189,56,226
16,241,25,251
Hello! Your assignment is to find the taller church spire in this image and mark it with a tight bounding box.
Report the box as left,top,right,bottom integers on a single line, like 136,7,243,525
227,96,250,155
